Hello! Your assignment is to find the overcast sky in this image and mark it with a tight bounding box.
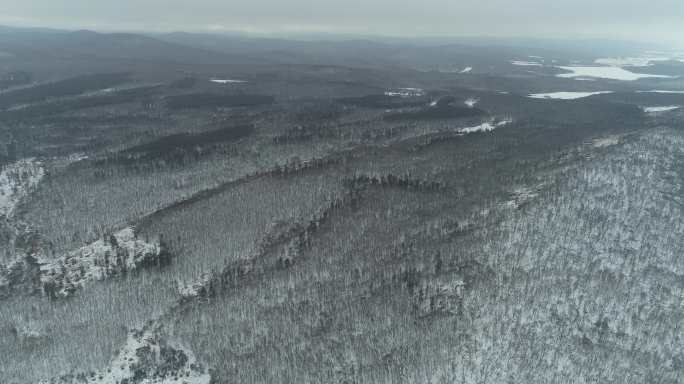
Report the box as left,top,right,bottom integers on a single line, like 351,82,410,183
1,1,683,44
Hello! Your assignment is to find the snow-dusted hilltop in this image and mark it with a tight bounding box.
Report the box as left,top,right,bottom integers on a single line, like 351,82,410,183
0,158,44,218
38,227,167,298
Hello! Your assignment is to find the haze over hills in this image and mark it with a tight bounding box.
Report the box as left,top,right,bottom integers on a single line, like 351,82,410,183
0,23,683,384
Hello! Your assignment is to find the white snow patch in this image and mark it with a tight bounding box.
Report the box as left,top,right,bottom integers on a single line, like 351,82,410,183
636,90,684,94
642,105,681,113
176,273,213,299
38,227,162,298
464,97,479,108
65,152,89,163
458,118,512,134
39,329,211,384
0,158,45,218
592,136,621,148
385,88,425,97
460,66,473,73
511,60,543,67
210,78,247,84
502,187,540,209
528,91,613,100
556,66,675,81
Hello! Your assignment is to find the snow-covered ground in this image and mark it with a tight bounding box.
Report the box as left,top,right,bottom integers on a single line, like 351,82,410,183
37,227,162,298
460,67,473,73
176,273,213,299
39,328,210,384
642,105,681,113
592,135,621,148
556,66,674,81
528,91,613,100
458,118,512,134
464,97,479,108
0,158,45,218
210,79,247,84
385,88,425,97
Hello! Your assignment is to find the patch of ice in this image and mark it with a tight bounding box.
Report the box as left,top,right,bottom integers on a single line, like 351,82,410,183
0,158,45,218
528,91,613,100
210,79,247,84
460,66,473,73
37,227,163,298
556,66,675,81
458,118,512,134
464,97,479,108
511,60,543,67
642,105,680,113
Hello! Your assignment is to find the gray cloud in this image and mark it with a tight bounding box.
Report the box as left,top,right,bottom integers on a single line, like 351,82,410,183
1,0,682,44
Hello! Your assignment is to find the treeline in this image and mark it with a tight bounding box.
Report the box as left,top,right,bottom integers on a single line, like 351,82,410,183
0,85,161,121
168,77,197,89
272,124,337,144
344,173,445,192
165,93,274,109
0,73,130,109
123,124,254,157
337,94,427,109
383,105,485,122
0,71,31,90
89,124,258,174
178,188,358,302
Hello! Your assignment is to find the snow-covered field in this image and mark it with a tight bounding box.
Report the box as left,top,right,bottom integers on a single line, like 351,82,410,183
556,66,674,81
642,105,681,113
528,91,613,100
210,79,247,84
0,158,45,218
460,66,473,73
